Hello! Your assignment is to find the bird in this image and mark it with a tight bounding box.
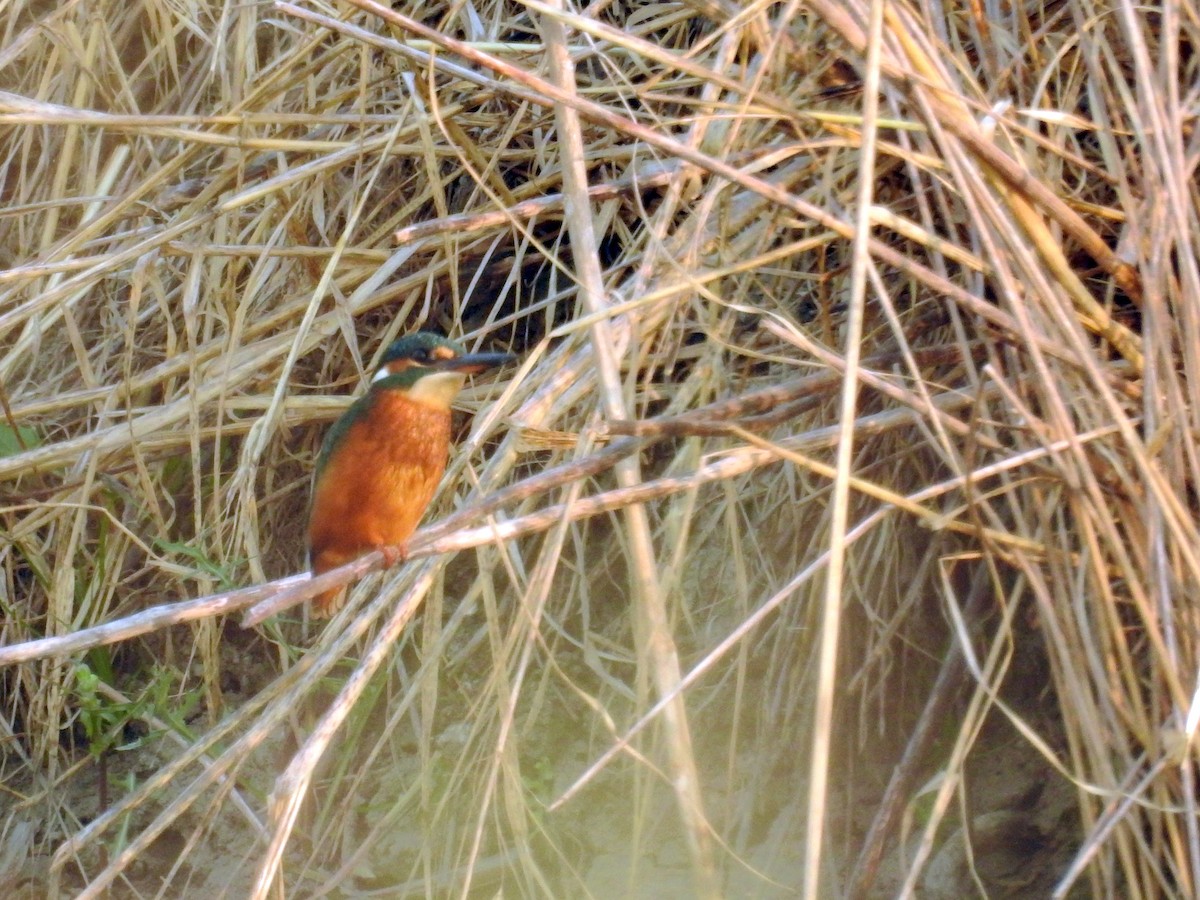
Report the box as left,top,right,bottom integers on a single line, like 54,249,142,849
306,331,514,618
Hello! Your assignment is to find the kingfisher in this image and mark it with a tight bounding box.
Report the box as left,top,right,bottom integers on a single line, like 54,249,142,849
306,331,514,618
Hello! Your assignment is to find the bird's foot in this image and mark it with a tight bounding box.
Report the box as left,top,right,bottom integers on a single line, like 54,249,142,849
380,544,407,568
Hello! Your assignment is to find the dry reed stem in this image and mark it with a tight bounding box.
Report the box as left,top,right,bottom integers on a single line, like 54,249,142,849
0,0,1194,896
802,0,885,891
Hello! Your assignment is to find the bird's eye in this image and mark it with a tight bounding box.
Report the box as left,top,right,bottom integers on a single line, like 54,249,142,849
411,348,430,362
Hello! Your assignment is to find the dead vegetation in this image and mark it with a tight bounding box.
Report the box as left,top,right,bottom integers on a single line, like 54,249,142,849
0,0,1197,896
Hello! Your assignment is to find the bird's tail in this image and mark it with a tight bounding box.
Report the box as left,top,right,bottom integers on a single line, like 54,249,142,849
310,586,347,619
309,547,352,619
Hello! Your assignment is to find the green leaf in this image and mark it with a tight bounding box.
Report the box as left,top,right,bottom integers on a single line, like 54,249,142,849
0,424,38,458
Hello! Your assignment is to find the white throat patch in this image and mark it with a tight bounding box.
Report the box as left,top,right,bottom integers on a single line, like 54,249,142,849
404,370,467,408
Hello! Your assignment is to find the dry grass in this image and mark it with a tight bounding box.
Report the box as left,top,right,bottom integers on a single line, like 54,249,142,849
0,0,1197,896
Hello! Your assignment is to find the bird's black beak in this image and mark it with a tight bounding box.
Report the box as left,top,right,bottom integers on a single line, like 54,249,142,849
437,351,517,375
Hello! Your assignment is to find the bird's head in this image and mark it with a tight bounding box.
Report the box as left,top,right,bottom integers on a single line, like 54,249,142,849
370,332,515,409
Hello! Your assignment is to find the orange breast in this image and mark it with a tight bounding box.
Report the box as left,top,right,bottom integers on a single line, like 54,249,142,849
307,392,452,616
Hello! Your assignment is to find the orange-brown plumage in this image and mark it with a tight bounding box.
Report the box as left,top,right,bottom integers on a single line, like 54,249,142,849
306,332,514,618
308,392,450,616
